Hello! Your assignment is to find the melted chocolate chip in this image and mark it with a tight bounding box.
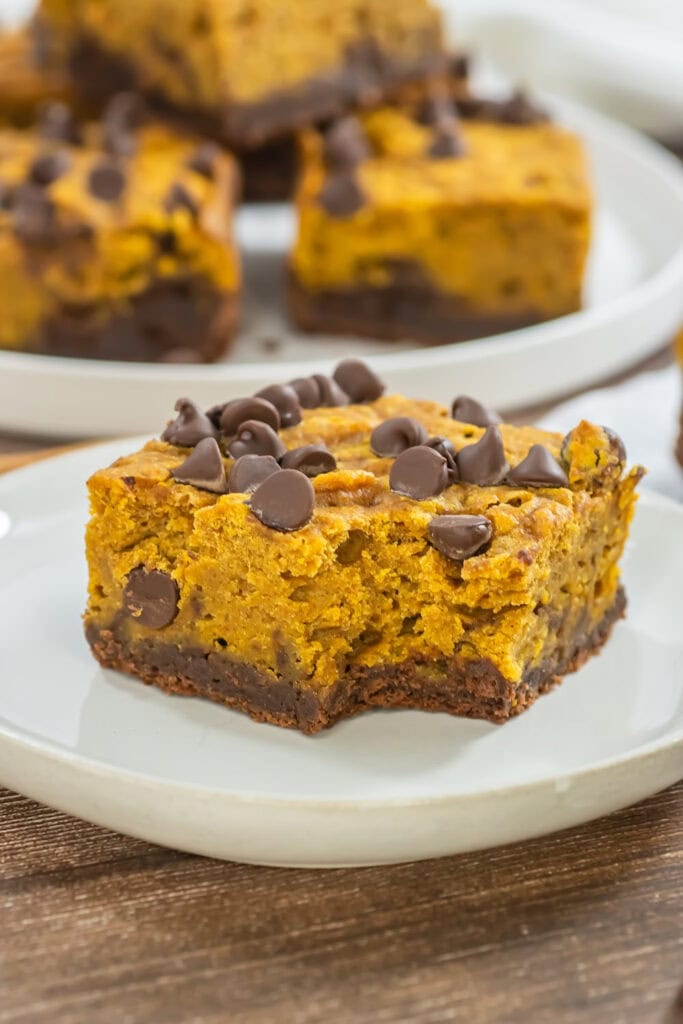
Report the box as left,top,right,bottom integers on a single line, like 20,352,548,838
280,444,336,477
164,181,198,216
370,416,429,457
187,142,220,179
423,93,457,128
425,436,459,482
228,454,281,494
323,116,370,169
38,101,81,145
219,397,280,436
498,88,548,126
451,395,501,427
288,377,321,409
228,420,286,460
12,183,56,244
162,398,217,447
254,384,302,427
507,444,569,488
390,445,449,500
318,172,365,217
28,151,70,187
171,436,227,493
103,92,146,157
312,374,349,407
0,181,13,210
123,566,179,628
428,514,493,561
332,359,385,403
457,426,509,485
250,468,315,532
88,159,126,202
428,124,467,159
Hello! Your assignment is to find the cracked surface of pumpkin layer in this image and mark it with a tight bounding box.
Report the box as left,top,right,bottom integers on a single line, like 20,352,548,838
291,111,591,336
0,118,239,360
85,395,642,706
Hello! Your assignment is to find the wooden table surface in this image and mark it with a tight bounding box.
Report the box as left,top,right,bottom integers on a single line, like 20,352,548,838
1,356,682,1024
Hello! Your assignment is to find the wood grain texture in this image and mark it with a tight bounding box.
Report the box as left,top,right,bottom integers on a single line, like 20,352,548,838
1,784,682,1024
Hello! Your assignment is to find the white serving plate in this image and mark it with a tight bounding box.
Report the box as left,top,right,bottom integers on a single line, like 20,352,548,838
0,98,682,439
0,442,681,867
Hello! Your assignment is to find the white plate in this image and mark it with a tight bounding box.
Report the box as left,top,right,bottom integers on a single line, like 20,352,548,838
0,442,681,867
0,98,682,439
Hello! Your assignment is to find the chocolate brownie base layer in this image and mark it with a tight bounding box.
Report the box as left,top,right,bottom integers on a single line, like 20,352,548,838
288,272,568,344
86,587,626,734
16,278,238,363
67,33,446,148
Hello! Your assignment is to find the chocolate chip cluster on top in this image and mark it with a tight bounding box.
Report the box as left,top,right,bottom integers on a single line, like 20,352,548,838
0,92,227,248
159,359,619,564
316,87,550,218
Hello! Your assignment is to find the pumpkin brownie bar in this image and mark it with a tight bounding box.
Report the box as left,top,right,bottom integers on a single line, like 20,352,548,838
290,92,592,343
84,360,642,733
35,0,445,148
0,94,240,361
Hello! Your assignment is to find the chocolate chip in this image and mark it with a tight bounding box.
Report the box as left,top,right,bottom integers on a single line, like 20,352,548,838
603,426,627,465
171,436,227,493
228,454,281,494
448,53,469,79
88,159,126,202
288,377,321,409
38,101,81,145
312,373,349,407
323,116,370,169
163,181,198,216
253,384,302,427
228,420,286,460
123,567,179,628
12,183,56,244
457,426,509,485
162,398,217,447
370,416,429,457
219,397,280,436
498,88,548,126
0,181,13,210
428,125,467,159
28,151,70,187
280,444,336,477
390,445,449,500
428,514,493,561
318,172,365,217
251,468,315,532
507,444,569,488
423,93,457,128
187,142,220,179
103,91,146,157
425,436,459,482
333,359,385,403
451,395,501,428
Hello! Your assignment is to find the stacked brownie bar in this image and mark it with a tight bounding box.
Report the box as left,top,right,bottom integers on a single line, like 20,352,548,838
0,95,240,361
84,360,642,733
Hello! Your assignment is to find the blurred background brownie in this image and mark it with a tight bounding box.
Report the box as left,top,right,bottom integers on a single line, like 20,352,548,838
34,0,446,147
289,93,592,343
0,94,241,361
